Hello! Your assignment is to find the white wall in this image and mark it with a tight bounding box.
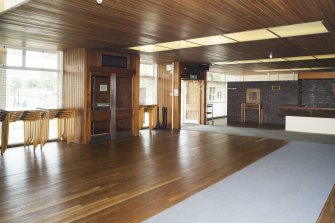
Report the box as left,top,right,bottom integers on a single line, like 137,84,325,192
286,116,335,135
234,73,298,82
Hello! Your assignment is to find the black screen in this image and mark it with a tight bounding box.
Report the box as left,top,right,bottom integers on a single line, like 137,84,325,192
102,54,127,68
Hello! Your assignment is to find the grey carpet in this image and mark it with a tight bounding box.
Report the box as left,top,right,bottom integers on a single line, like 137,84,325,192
182,124,335,144
144,141,335,223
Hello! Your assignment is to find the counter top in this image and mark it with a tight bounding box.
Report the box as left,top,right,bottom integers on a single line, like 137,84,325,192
279,105,335,118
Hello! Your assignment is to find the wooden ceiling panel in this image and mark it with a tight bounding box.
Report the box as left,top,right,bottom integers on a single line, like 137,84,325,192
0,0,335,72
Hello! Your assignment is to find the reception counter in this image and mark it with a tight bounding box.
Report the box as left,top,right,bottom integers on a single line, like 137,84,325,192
279,106,335,135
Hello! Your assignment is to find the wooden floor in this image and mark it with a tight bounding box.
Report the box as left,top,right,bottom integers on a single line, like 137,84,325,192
0,130,332,222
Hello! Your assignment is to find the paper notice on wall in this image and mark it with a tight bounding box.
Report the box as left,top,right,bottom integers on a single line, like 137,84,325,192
100,85,107,92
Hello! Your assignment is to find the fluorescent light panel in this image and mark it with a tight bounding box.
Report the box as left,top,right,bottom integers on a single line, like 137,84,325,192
254,67,335,72
311,67,335,70
129,45,171,52
157,40,201,49
1,0,28,13
214,61,239,65
268,21,328,38
224,29,278,42
129,21,329,52
187,35,236,45
258,58,287,63
290,68,312,71
214,53,335,66
284,56,316,61
314,54,335,59
235,60,260,64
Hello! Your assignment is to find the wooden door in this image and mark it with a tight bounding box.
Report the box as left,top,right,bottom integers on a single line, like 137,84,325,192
183,81,201,124
113,76,133,138
91,75,111,135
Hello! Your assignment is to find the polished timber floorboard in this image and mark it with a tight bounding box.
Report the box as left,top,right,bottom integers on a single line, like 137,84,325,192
0,130,331,222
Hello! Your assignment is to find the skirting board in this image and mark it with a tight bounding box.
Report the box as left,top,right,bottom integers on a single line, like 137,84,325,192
286,116,335,135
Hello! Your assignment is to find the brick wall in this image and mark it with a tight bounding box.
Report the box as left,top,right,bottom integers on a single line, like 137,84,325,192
301,79,335,108
227,81,298,125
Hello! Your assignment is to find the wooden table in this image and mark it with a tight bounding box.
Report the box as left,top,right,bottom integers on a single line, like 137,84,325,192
241,103,263,125
139,105,157,133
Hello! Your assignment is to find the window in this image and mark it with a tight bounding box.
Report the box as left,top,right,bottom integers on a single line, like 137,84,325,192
207,72,227,117
0,47,62,145
209,87,216,101
26,50,58,69
140,63,156,105
217,91,222,100
140,62,157,127
6,48,23,67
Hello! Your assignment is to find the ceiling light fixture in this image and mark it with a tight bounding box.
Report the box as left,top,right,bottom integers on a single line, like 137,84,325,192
157,40,201,49
96,0,103,4
129,21,329,53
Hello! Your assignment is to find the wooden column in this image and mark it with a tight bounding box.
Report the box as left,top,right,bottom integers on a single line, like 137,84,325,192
131,54,140,136
200,73,207,125
156,62,181,130
157,62,173,128
172,62,181,129
63,48,88,144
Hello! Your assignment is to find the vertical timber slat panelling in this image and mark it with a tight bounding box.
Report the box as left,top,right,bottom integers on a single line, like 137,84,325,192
131,54,140,136
157,63,172,128
156,62,181,130
85,48,100,143
173,62,181,129
63,48,87,144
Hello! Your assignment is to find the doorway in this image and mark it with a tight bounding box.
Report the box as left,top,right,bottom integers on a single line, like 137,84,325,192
91,72,133,142
181,80,202,124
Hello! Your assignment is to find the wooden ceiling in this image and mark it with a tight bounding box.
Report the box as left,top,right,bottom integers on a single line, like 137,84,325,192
1,0,335,73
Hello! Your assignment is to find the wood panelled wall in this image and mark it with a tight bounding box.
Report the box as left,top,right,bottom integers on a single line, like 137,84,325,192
63,48,87,144
157,62,181,129
131,55,140,136
63,48,139,144
298,72,335,79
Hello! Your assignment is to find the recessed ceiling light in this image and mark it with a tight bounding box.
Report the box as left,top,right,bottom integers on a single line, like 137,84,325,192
224,29,278,42
253,69,290,72
128,21,329,53
156,40,201,49
258,58,287,63
235,60,260,64
290,68,312,71
187,35,236,46
284,56,316,61
311,67,335,70
128,45,171,52
268,21,328,37
314,54,335,59
213,61,239,65
0,0,28,13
